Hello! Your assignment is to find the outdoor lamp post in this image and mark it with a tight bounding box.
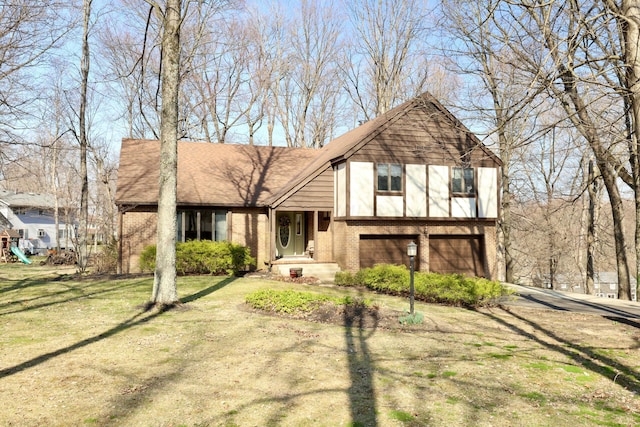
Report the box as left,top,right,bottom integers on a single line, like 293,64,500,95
407,241,417,315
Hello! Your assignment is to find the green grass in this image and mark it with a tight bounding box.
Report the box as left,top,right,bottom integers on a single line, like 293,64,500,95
388,410,414,421
526,362,553,371
0,264,638,426
520,391,547,405
562,365,585,374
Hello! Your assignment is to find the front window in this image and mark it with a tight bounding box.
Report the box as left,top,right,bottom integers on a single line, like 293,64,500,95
452,167,475,195
377,163,402,192
176,209,227,242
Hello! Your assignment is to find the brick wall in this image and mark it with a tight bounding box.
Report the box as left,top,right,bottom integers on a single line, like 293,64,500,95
119,210,158,274
230,209,268,269
119,208,269,273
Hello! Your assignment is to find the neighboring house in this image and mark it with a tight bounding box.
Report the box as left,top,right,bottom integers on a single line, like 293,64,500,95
559,271,638,301
551,272,638,301
0,190,76,255
116,92,502,279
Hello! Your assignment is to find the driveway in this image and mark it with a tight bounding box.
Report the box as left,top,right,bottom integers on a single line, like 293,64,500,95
502,284,640,320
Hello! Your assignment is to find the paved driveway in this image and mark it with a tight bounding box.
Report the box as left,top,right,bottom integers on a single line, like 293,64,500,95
502,284,640,320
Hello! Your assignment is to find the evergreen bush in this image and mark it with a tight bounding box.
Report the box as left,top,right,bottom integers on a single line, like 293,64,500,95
138,241,255,275
335,264,511,307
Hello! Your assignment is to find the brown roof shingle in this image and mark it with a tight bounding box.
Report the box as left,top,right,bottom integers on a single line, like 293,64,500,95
267,91,501,206
115,140,319,207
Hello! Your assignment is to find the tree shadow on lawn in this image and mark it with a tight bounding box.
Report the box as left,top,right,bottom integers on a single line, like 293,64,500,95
0,277,235,380
344,297,379,426
180,277,235,303
518,292,640,320
0,278,147,316
482,306,640,394
192,291,382,427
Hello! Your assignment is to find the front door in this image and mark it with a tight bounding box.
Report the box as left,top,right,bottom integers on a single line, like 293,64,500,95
276,212,305,257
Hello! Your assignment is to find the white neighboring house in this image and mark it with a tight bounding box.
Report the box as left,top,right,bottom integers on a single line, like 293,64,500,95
0,190,76,255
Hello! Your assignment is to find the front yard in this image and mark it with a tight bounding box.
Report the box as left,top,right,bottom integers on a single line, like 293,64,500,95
0,263,638,426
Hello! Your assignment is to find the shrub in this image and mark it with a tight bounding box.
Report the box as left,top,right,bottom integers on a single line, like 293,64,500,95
92,238,118,274
359,264,409,293
398,311,424,325
138,241,255,275
339,264,512,307
335,269,367,287
139,245,157,273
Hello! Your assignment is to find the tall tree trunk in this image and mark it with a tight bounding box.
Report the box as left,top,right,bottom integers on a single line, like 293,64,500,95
497,129,514,283
600,0,639,299
620,0,640,300
152,0,181,304
77,0,91,273
532,0,634,300
585,158,597,295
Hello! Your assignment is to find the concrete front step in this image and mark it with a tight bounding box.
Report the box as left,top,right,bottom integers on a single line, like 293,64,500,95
273,262,341,283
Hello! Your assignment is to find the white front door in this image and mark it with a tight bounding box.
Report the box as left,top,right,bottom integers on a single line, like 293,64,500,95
276,212,305,257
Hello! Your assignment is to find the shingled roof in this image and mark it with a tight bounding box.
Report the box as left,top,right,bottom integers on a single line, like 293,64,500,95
267,91,501,206
115,140,319,207
0,190,58,209
116,92,500,209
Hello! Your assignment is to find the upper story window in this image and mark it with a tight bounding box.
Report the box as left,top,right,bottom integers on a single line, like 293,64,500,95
452,167,475,195
377,164,402,192
14,207,26,215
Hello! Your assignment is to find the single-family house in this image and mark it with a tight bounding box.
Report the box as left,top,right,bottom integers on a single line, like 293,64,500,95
115,92,502,279
550,272,638,301
0,190,76,255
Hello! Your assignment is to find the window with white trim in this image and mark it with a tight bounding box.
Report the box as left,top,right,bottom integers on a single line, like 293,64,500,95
452,167,475,195
38,229,46,237
377,163,402,192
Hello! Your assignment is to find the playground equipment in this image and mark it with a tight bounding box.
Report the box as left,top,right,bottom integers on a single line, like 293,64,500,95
10,246,32,264
1,229,30,264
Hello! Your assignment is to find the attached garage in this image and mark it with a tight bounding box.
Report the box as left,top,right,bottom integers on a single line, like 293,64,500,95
359,235,419,269
428,235,485,277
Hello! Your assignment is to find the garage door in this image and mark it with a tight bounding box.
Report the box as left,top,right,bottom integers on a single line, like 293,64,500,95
359,235,419,269
429,235,485,277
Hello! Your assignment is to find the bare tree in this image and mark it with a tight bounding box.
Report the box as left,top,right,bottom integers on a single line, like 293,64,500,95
462,0,635,298
148,0,181,305
602,0,640,297
89,142,117,245
276,0,343,147
342,0,431,120
0,1,73,167
73,0,92,272
439,0,546,283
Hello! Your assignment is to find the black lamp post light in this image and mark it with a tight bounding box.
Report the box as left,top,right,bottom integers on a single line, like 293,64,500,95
399,241,423,325
407,241,417,315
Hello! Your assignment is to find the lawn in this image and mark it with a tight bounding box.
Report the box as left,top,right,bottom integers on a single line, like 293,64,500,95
0,262,639,426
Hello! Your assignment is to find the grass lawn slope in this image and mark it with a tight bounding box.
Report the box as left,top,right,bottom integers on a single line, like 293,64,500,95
0,262,638,426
